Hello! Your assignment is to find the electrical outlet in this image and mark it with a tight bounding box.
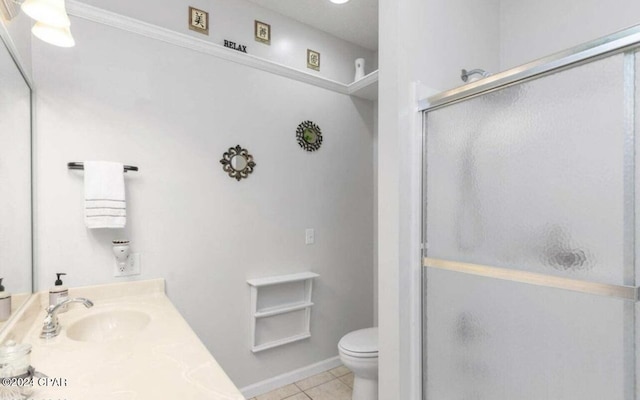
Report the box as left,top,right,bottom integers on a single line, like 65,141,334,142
114,253,141,277
305,228,315,245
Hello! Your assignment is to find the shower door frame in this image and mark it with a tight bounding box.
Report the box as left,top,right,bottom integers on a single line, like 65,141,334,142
419,23,640,400
419,24,640,112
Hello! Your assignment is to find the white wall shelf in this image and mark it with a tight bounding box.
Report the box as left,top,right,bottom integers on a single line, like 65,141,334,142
247,271,319,287
248,272,319,353
348,70,379,101
66,1,378,101
254,301,315,319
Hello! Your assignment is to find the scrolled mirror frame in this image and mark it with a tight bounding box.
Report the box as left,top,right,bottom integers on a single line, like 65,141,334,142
220,145,256,181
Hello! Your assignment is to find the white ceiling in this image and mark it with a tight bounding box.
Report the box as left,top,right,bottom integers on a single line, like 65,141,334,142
246,0,378,51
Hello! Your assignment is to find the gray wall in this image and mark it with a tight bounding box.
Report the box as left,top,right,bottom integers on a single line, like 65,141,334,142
73,0,376,84
500,0,640,70
32,14,375,388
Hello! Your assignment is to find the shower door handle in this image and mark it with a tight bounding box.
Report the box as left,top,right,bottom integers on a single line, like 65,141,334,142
423,257,640,301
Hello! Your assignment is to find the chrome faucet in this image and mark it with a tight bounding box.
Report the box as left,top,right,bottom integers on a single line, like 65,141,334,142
40,297,94,339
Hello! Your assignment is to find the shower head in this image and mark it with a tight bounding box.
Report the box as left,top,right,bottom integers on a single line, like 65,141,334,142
461,68,490,83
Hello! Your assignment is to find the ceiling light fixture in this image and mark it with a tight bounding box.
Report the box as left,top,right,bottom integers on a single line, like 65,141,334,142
31,21,75,47
21,0,70,27
12,0,75,47
329,0,350,4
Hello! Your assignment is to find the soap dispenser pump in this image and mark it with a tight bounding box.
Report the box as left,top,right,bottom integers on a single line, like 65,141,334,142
0,278,10,321
49,273,69,313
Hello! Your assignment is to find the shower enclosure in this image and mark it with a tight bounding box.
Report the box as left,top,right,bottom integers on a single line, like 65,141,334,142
421,26,640,399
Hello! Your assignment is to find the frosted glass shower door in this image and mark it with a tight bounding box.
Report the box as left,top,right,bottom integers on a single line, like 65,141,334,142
423,50,639,399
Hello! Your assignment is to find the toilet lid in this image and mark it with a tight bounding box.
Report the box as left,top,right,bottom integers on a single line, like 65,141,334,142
339,327,378,355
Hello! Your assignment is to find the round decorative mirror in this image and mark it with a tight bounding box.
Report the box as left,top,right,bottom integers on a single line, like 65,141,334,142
220,145,256,181
296,120,322,152
230,155,247,170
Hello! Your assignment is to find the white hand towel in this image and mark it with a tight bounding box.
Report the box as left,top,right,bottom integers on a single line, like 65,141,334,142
84,161,126,229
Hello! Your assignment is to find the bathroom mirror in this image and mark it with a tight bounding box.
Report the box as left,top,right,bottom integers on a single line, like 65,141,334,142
220,145,256,181
0,34,34,331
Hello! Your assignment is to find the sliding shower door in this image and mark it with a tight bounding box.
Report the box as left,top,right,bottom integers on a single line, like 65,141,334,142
422,40,640,399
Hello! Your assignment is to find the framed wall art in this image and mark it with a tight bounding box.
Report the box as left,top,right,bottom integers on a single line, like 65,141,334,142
307,49,320,71
255,20,271,45
189,6,209,35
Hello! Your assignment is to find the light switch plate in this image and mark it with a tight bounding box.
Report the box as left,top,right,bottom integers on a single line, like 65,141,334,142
305,229,315,245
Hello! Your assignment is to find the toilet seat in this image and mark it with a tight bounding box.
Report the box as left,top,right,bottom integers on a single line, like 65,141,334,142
338,327,379,400
338,327,378,358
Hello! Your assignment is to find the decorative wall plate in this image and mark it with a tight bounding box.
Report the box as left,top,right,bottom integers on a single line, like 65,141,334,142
220,145,256,181
296,121,322,152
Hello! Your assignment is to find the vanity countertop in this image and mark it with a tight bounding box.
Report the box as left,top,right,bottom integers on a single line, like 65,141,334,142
1,279,245,400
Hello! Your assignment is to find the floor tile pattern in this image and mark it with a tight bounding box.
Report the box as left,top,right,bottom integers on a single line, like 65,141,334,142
249,364,354,400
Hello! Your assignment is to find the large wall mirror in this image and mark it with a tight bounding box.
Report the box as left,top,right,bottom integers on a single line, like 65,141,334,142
0,34,33,331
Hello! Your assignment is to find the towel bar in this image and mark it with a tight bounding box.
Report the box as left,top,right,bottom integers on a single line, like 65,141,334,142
67,162,139,172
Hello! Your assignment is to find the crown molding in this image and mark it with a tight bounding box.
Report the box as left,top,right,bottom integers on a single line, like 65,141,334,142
65,0,354,95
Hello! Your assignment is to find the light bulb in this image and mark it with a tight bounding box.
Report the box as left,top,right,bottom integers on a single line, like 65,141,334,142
32,22,75,47
330,0,350,3
21,0,71,27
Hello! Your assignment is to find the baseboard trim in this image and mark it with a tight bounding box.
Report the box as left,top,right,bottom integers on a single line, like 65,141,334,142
240,356,342,398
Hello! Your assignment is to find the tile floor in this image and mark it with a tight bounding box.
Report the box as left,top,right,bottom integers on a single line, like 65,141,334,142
248,365,354,400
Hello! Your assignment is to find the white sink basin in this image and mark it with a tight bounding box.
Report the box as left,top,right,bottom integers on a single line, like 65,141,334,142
66,310,151,342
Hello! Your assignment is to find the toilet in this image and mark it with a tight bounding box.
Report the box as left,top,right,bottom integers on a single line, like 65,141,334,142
338,327,378,400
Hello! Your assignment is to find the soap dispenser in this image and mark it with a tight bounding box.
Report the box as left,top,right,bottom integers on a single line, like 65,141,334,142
49,273,68,313
0,279,10,322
